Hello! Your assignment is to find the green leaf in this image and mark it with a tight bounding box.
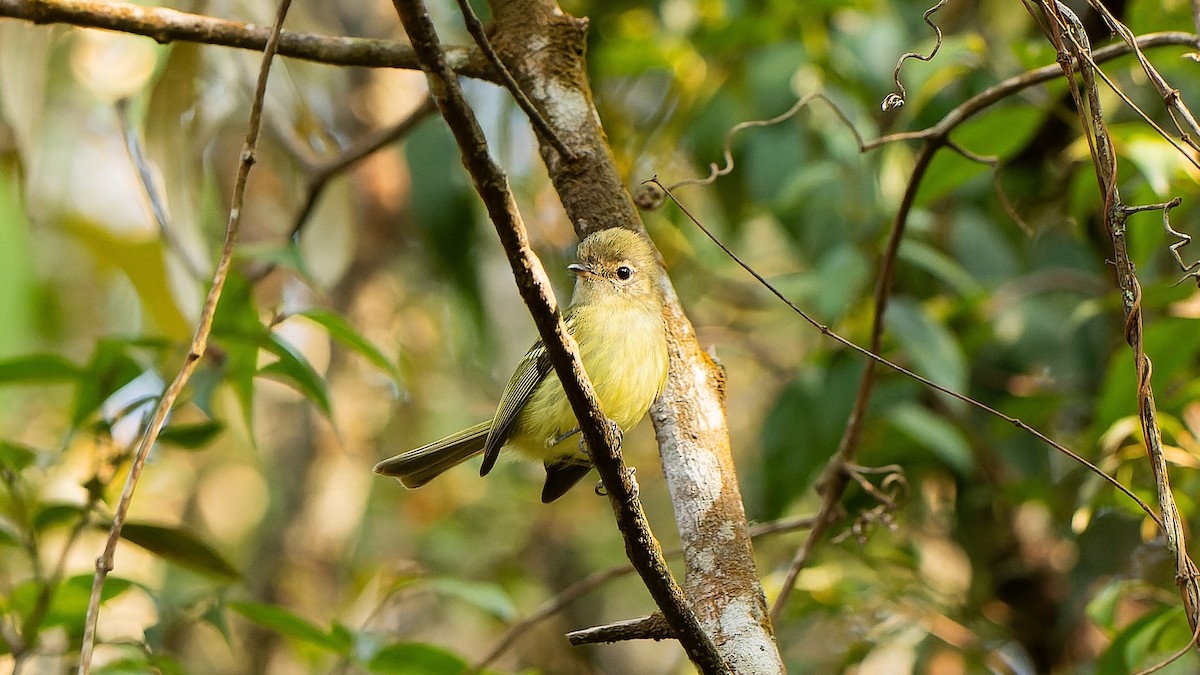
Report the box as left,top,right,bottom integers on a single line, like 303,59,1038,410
758,359,863,518
951,105,1045,158
913,149,987,207
887,403,974,475
897,240,984,299
1096,606,1175,675
368,642,468,675
299,309,403,384
0,354,81,385
158,421,223,449
201,601,236,649
34,502,88,531
109,521,239,581
93,655,155,675
210,273,267,432
885,297,967,408
228,601,348,654
259,334,332,418
6,575,134,637
72,341,145,427
426,577,518,621
0,439,38,471
1087,581,1142,632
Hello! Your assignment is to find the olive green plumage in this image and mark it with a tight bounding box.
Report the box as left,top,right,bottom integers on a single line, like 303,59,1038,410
374,228,669,502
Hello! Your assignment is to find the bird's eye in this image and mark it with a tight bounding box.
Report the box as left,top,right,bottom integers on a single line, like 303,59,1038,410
616,265,633,280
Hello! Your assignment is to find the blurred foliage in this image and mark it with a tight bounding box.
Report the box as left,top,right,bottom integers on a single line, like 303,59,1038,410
1,0,1200,672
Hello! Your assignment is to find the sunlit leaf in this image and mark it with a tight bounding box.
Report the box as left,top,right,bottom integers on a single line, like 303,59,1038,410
368,642,468,675
299,308,402,384
228,601,348,654
93,654,155,675
259,334,332,418
107,521,239,581
0,439,38,471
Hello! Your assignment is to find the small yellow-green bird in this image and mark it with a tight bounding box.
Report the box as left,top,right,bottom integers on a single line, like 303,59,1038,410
374,228,670,502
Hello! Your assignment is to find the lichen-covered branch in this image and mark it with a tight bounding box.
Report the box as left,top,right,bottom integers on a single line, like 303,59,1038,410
485,0,783,671
390,1,727,672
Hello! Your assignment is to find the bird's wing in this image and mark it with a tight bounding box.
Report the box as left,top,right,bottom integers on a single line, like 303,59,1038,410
479,337,552,475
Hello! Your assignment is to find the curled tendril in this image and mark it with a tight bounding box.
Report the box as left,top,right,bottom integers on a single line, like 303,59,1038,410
882,0,951,111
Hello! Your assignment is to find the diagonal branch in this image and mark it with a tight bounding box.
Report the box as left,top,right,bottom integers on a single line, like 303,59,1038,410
484,0,782,671
451,0,576,161
76,0,293,672
390,1,726,672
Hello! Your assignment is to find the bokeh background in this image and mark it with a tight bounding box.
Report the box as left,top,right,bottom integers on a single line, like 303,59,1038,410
2,0,1200,672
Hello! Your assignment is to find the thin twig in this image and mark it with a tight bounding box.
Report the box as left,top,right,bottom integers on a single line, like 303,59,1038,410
391,2,726,671
452,0,577,161
649,178,1164,622
755,30,1199,622
943,139,1034,236
1086,0,1200,154
667,93,864,190
286,95,437,242
75,0,292,671
650,179,1158,525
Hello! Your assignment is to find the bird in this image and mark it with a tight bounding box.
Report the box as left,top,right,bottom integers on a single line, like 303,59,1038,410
374,227,670,502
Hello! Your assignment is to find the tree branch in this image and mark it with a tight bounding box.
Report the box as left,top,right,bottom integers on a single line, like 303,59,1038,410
484,1,782,671
0,0,492,78
390,1,726,672
566,614,673,645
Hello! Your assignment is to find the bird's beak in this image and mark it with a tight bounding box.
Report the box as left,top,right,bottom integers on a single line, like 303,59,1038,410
568,263,594,277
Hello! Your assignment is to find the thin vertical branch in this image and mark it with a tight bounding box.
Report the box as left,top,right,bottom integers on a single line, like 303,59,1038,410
75,0,293,671
1041,0,1200,644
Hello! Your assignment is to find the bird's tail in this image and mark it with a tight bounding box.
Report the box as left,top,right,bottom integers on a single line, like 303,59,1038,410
374,421,491,488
